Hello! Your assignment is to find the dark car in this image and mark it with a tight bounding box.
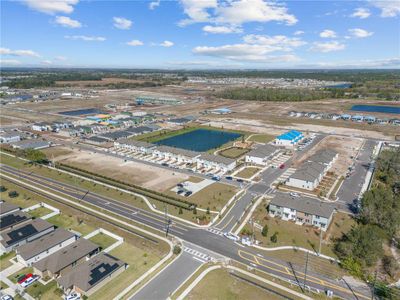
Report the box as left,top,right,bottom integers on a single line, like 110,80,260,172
225,176,233,180
161,163,169,167
184,191,193,197
177,183,184,188
236,179,244,183
279,164,285,169
177,190,185,195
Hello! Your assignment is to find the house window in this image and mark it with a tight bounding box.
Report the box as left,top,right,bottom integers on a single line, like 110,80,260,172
284,213,289,218
290,209,295,212
315,215,320,219
320,224,326,228
313,221,318,225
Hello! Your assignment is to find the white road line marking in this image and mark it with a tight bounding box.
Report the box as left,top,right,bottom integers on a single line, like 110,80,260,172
192,256,207,263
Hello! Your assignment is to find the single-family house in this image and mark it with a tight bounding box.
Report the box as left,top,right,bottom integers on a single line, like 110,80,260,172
0,211,32,232
0,202,20,217
0,132,21,144
196,153,236,173
245,144,279,166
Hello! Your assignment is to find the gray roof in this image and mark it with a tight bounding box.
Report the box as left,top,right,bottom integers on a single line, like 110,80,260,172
168,117,192,124
85,136,109,144
156,145,201,158
290,161,326,182
0,202,20,216
1,219,54,248
99,131,133,141
56,253,126,292
0,211,31,231
0,132,20,138
33,239,99,273
17,228,76,261
246,144,278,159
11,140,51,150
125,126,153,134
199,153,236,165
270,193,335,219
308,149,338,165
117,139,155,149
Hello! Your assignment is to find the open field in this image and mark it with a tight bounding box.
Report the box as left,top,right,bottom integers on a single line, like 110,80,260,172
47,213,95,236
0,251,16,270
247,133,275,143
186,268,287,300
235,167,261,179
165,181,237,211
49,147,190,192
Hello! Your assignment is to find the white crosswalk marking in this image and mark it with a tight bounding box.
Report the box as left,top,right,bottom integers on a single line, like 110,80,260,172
206,228,224,236
183,247,211,261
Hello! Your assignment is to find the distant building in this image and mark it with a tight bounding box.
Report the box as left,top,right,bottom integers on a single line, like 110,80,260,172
57,253,127,296
11,139,51,150
268,193,335,231
0,132,21,144
210,108,232,115
136,96,182,105
31,122,52,132
16,228,77,266
275,130,303,147
153,146,201,164
114,139,155,155
84,136,110,146
245,144,279,166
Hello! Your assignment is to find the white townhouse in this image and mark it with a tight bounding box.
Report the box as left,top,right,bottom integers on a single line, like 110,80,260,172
197,153,236,174
245,144,279,166
114,139,155,155
152,146,201,164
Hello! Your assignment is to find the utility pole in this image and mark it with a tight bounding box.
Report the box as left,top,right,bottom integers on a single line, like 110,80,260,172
303,251,309,291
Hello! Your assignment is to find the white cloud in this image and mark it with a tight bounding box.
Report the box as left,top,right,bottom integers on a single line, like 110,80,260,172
179,0,297,28
126,39,144,46
160,40,174,47
310,41,345,52
319,29,337,38
54,16,81,28
179,0,218,26
370,1,400,17
348,28,374,38
113,17,132,30
0,47,40,57
0,59,22,66
215,0,297,25
294,30,304,35
192,34,305,62
41,60,53,65
309,57,400,68
202,25,242,34
55,56,67,61
21,0,79,14
350,8,371,19
149,0,160,10
64,35,106,41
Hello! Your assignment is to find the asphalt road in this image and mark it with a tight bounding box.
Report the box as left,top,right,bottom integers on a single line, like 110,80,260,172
0,164,371,300
335,139,377,213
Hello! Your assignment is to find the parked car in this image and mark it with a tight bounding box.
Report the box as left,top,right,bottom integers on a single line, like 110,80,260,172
212,176,221,181
290,192,300,197
177,183,184,188
225,176,233,180
20,275,39,288
17,273,32,284
184,191,192,197
161,163,169,167
279,164,285,169
236,179,244,183
0,295,13,300
224,232,239,241
66,292,81,300
177,190,185,195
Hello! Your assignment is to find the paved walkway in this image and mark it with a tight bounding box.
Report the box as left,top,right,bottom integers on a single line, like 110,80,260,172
0,260,34,300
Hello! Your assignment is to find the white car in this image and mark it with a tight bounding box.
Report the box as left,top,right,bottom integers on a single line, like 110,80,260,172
224,232,239,242
0,295,13,300
20,275,39,288
290,192,300,197
66,292,81,300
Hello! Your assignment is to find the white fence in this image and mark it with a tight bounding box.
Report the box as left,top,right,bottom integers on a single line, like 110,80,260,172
84,228,124,253
22,202,60,220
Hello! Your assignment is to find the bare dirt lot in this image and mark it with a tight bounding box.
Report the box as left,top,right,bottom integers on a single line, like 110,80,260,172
47,146,189,191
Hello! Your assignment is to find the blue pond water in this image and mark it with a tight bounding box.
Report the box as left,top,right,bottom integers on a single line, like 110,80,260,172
325,83,352,89
350,105,400,115
155,129,242,152
59,108,104,116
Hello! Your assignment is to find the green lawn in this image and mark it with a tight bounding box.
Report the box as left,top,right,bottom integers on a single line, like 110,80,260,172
219,147,249,159
0,281,9,290
25,280,63,300
88,242,162,300
0,251,16,269
89,232,117,250
46,213,94,236
0,182,41,209
186,268,287,300
235,167,261,179
27,206,53,218
247,134,275,144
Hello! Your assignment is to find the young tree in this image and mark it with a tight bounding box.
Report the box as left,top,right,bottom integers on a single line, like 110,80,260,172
261,224,269,237
270,232,278,243
8,191,19,198
0,186,7,192
178,207,183,215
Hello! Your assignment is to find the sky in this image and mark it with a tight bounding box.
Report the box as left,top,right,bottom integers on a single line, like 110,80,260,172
1,0,399,69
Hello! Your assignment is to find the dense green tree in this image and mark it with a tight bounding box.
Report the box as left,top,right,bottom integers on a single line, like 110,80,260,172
261,224,269,237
